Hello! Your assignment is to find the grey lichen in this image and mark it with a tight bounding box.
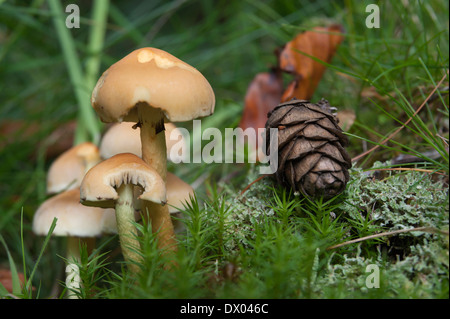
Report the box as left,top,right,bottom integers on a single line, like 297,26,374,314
342,162,449,234
319,162,449,297
217,171,276,253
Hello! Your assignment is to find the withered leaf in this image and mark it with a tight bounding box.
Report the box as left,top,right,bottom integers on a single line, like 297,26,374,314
279,25,345,101
239,70,284,155
239,70,283,133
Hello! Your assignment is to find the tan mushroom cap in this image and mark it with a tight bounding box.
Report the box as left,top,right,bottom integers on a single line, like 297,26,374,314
99,122,142,158
80,153,166,208
133,172,194,213
166,173,194,234
166,173,194,213
91,47,215,123
32,189,115,237
47,142,101,194
99,122,185,161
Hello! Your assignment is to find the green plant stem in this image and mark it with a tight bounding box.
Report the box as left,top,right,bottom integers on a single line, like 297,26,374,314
115,184,143,274
84,0,109,91
80,0,110,143
47,0,101,145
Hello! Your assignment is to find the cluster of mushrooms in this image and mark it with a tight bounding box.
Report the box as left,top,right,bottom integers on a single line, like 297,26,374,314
32,47,215,297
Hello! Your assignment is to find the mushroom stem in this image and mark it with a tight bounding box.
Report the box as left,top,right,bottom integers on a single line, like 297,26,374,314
65,236,82,299
138,104,167,180
115,183,143,273
65,237,96,298
138,104,177,252
142,201,177,250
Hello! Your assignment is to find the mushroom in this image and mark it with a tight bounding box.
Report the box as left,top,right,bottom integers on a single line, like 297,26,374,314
165,173,194,233
99,122,142,159
79,153,166,272
133,172,194,233
99,122,186,162
32,188,115,298
46,142,101,194
99,121,191,231
91,47,215,251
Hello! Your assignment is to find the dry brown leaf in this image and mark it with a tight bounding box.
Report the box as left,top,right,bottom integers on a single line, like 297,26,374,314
238,24,345,161
238,70,284,154
279,25,345,101
0,269,26,294
0,120,76,159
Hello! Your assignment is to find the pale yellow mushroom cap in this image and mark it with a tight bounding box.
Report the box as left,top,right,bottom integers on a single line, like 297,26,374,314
99,122,185,162
91,47,215,123
80,153,166,208
46,142,101,194
99,122,142,158
166,173,194,213
32,189,114,237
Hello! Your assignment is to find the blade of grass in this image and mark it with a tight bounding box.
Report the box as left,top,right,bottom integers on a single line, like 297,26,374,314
25,217,58,296
0,234,22,295
81,0,110,139
47,0,101,145
84,0,110,90
352,71,448,162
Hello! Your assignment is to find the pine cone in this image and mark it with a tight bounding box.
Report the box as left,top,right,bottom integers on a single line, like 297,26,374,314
265,98,351,200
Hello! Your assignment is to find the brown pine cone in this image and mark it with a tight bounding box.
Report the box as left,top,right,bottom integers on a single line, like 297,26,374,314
265,98,351,200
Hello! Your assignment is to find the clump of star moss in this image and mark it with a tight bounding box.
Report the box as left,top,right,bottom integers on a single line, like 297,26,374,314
200,162,448,298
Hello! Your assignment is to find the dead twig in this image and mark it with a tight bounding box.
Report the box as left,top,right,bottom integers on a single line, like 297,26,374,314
327,226,449,250
240,174,270,196
365,167,448,176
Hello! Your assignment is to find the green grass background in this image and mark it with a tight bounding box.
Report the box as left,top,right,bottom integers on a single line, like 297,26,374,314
0,0,448,298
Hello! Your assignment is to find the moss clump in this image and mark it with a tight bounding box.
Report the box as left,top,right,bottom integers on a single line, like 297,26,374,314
214,170,277,253
323,162,449,298
203,162,448,298
343,162,448,233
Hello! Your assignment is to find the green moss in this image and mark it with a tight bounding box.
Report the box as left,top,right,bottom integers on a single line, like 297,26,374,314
205,162,449,298
209,169,277,253
323,163,449,298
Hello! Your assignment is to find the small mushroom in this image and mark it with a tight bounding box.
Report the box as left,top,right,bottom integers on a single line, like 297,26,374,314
80,153,166,273
91,47,215,251
99,122,186,162
46,142,101,194
165,173,194,233
165,173,194,213
99,122,142,159
133,172,194,234
99,121,192,233
32,188,115,298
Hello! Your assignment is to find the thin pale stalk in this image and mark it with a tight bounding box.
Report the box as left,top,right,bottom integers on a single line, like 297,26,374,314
65,236,95,299
115,183,142,273
65,236,81,299
138,105,177,253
